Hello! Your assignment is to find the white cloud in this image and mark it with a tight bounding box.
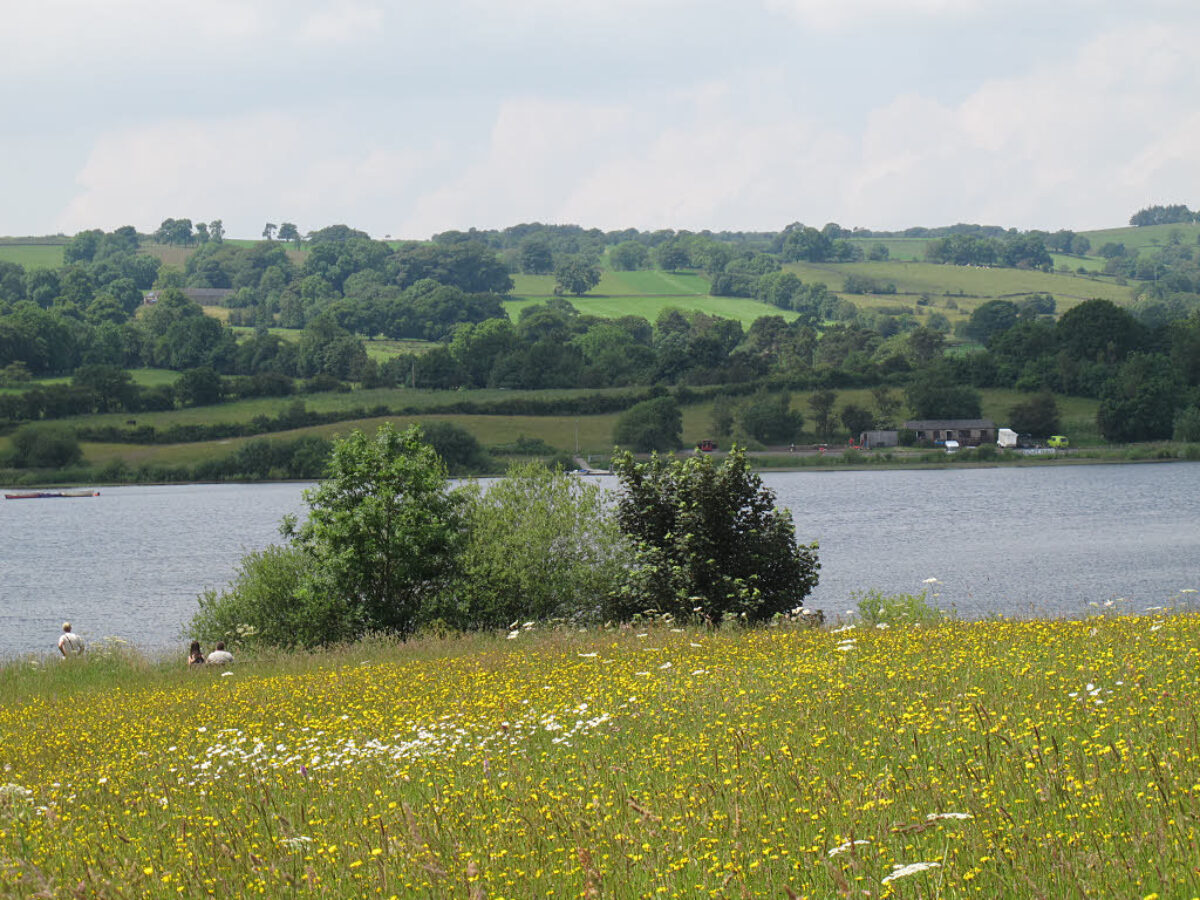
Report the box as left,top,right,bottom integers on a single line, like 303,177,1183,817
56,111,434,237
763,0,987,31
397,20,1200,235
36,10,1200,238
296,3,384,44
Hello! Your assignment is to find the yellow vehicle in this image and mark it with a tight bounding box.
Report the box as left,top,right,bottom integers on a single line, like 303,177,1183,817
1047,435,1070,448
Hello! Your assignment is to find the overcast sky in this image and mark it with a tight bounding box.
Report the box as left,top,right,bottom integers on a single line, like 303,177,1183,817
3,0,1198,240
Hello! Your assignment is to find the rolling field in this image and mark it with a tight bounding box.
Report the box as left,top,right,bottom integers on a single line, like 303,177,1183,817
1079,222,1200,253
2,612,1199,897
61,388,1103,472
0,244,64,268
511,269,711,298
844,236,931,261
783,260,1132,308
504,295,799,326
53,385,637,432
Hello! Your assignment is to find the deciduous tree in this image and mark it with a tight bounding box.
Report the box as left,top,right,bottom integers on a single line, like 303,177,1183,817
608,447,819,623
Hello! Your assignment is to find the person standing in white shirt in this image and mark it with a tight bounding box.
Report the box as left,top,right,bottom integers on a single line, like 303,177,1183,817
57,622,84,657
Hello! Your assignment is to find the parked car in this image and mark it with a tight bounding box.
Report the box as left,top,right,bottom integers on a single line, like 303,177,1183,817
1047,435,1070,448
696,439,717,452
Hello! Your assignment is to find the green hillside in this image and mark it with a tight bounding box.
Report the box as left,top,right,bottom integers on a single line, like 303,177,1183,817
511,268,711,297
783,259,1130,306
504,294,798,326
0,244,64,268
1078,222,1200,253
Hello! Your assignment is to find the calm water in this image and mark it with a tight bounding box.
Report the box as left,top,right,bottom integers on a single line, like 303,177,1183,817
2,464,1198,659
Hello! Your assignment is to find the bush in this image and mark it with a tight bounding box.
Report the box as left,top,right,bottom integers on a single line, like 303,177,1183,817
419,420,493,473
189,545,333,649
1174,406,1200,442
854,588,942,626
609,446,819,623
613,396,682,452
198,423,470,648
433,462,629,629
737,390,803,444
7,423,83,468
289,423,468,641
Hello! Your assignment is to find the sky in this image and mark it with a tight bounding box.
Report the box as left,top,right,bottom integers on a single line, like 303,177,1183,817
3,0,1199,240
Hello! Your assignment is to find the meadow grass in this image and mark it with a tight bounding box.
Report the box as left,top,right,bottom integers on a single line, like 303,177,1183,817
1079,222,1200,253
504,295,799,326
56,386,636,431
2,608,1199,898
0,245,64,268
511,270,710,298
64,388,1101,470
0,369,179,396
781,260,1132,308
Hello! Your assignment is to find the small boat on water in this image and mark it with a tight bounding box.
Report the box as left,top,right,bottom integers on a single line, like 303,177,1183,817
4,489,100,499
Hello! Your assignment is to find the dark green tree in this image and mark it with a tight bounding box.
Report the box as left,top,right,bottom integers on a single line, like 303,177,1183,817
737,391,803,444
965,300,1019,344
808,388,837,439
1008,391,1060,437
710,394,735,438
905,371,983,419
1096,353,1181,442
840,403,875,439
554,256,602,296
610,241,650,271
1057,298,1145,364
613,396,682,452
608,447,820,623
277,222,302,247
174,367,224,406
287,424,467,639
518,237,554,274
7,423,82,468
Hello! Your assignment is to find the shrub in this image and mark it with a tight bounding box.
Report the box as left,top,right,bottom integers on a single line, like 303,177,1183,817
7,423,83,468
609,446,819,623
1174,406,1200,443
288,423,468,641
189,545,331,649
418,420,492,473
854,588,942,626
613,396,682,452
737,390,803,444
434,462,629,629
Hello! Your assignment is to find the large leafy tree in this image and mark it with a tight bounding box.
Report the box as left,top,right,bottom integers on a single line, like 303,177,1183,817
287,423,467,639
436,463,628,630
1096,353,1182,442
613,396,682,452
609,447,819,623
554,256,602,296
738,390,803,444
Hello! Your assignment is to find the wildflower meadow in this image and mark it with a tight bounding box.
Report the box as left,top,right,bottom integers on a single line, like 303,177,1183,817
2,608,1199,898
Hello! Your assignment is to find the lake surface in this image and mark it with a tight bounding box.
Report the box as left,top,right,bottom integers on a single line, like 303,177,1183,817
2,463,1198,659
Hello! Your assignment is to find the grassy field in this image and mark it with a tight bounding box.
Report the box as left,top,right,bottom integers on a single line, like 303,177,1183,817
2,609,1199,898
504,295,800,326
844,236,931,261
0,244,64,268
783,260,1131,306
0,368,179,396
55,388,1102,472
1080,222,1200,253
511,269,711,298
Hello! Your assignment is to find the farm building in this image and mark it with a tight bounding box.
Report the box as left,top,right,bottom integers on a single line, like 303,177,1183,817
903,419,997,447
859,430,899,448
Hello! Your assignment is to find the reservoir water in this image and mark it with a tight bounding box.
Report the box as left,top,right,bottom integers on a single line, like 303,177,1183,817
2,463,1198,659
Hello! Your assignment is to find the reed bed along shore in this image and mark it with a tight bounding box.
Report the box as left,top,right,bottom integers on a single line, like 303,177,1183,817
2,609,1199,898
